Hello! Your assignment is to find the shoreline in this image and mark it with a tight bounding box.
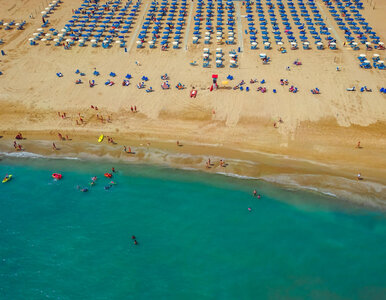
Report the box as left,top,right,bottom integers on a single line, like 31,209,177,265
1,127,385,209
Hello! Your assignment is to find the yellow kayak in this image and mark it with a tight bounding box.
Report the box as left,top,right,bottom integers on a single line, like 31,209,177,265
98,134,104,143
2,175,12,183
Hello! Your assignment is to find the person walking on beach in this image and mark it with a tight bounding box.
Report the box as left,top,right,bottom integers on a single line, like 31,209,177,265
131,106,133,112
356,141,361,148
123,145,127,153
52,143,57,150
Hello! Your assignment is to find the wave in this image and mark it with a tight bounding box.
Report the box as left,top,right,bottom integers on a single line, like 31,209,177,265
215,171,258,180
0,151,79,160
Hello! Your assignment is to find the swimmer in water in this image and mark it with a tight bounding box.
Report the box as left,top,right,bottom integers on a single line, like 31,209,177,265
134,240,138,245
257,194,261,199
104,185,112,190
248,207,252,212
253,190,257,197
132,235,136,240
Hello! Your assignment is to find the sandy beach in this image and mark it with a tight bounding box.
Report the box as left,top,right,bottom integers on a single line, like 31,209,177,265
1,0,386,207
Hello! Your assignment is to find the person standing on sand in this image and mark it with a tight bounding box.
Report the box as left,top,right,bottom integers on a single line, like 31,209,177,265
123,146,127,153
177,140,180,146
52,143,57,150
131,106,133,112
357,141,361,148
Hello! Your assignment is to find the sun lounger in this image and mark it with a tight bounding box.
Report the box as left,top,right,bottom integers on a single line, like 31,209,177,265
146,87,153,93
56,72,63,77
110,72,116,77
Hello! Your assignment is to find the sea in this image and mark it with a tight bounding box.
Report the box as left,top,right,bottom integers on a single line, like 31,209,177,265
1,156,385,300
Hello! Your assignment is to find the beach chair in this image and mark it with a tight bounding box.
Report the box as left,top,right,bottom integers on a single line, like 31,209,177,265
146,87,153,92
93,71,100,76
190,61,197,66
227,75,233,80
56,72,63,77
110,72,116,77
203,62,209,68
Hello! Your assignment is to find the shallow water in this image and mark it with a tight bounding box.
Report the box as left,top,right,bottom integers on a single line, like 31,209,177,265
1,157,385,299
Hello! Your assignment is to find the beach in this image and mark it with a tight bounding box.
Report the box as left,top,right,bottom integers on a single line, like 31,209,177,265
0,0,386,207
1,0,386,298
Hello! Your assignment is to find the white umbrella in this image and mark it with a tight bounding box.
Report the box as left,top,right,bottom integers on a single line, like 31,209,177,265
66,38,72,42
228,37,234,40
79,39,84,42
264,42,270,45
115,40,121,43
58,33,63,37
28,38,34,41
16,23,20,26
317,42,322,45
359,54,366,57
260,53,266,57
45,33,51,36
91,39,97,42
148,40,154,44
205,31,210,35
204,36,210,40
379,42,384,46
61,29,66,32
229,53,235,57
203,53,209,57
45,7,50,10
136,40,142,44
378,60,384,64
33,33,39,36
291,42,296,45
216,60,222,64
229,32,234,35
216,37,222,40
203,48,209,52
193,36,198,40
365,42,371,45
230,59,236,63
53,38,59,42
216,53,222,57
251,42,257,45
363,60,370,64
216,48,222,51
173,41,178,45
41,38,47,41
304,42,309,45
277,41,283,45
37,28,43,31
4,23,9,26
373,54,380,57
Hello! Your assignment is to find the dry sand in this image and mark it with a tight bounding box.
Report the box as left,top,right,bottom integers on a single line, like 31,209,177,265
0,0,385,207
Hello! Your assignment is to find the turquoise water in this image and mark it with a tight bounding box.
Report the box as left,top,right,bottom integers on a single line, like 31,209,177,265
1,157,386,300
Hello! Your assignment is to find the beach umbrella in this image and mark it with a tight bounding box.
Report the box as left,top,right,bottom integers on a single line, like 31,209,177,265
203,53,209,57
115,40,121,43
359,54,366,57
91,39,97,42
58,33,63,37
41,11,46,14
53,38,59,42
33,33,39,36
230,59,236,63
37,28,43,31
373,54,380,58
216,53,222,57
215,60,222,63
66,38,72,42
61,29,66,32
45,33,51,37
28,38,34,41
41,38,47,41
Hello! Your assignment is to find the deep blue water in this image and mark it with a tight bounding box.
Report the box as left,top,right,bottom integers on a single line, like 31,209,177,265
1,157,385,300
